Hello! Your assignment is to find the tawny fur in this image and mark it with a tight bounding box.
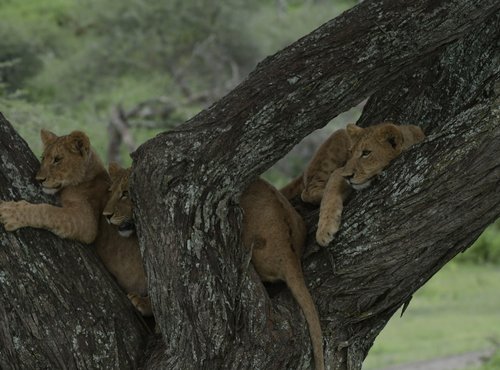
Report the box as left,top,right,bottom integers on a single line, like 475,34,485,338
0,130,149,315
281,122,425,247
241,179,324,370
103,164,151,316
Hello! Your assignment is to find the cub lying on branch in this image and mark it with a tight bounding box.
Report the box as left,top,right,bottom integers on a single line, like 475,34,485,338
110,165,325,370
0,130,150,316
281,122,425,247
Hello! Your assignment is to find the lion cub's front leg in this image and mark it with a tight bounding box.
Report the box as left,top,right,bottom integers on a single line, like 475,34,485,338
0,200,97,244
301,129,351,204
0,200,33,232
316,170,351,247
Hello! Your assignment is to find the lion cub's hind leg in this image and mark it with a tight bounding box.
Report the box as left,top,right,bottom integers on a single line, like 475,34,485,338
127,293,153,317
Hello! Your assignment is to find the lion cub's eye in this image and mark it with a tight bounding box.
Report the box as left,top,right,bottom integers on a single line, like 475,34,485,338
53,156,62,164
121,190,129,199
361,150,371,158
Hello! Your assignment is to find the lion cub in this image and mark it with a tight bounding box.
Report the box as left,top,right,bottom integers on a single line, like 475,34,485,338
241,178,324,370
0,130,150,316
103,163,151,316
281,122,425,247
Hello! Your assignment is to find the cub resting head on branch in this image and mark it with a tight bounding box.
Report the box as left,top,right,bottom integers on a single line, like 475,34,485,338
281,122,425,247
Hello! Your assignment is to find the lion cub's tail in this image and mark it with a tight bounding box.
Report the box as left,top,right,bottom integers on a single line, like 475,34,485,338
280,175,304,200
285,263,325,370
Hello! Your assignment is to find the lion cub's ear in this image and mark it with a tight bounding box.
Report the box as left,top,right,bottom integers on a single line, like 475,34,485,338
346,123,364,141
40,129,58,147
376,124,403,151
68,131,90,156
108,162,122,181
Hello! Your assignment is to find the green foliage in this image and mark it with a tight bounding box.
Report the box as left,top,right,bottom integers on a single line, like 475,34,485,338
247,1,354,58
0,24,42,93
33,0,262,103
457,220,500,265
0,97,106,158
11,0,358,105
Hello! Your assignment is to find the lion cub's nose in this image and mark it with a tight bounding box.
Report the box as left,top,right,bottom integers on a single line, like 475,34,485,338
103,213,112,224
343,174,354,181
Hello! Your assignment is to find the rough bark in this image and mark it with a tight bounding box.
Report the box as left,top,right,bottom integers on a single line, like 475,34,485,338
0,115,150,369
130,1,500,370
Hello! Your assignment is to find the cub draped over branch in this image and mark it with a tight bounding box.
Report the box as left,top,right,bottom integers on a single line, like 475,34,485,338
241,178,324,370
281,122,425,246
0,130,150,316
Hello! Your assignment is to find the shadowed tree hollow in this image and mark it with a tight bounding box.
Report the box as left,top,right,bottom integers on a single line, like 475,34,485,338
1,0,499,369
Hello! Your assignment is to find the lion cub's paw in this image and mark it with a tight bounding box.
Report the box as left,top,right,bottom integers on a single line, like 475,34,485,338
0,200,30,231
316,211,341,247
127,293,153,316
301,188,322,204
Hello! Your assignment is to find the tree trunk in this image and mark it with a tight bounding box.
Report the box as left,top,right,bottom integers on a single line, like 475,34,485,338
1,0,499,369
130,1,500,369
0,115,150,369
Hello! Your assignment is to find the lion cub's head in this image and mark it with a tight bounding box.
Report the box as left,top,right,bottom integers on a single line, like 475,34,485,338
36,129,93,194
341,122,424,190
103,163,135,237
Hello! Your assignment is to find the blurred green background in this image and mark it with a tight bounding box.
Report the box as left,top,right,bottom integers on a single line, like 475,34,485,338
1,1,498,369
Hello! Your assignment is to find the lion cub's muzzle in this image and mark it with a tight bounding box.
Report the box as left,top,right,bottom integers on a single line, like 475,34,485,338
103,212,136,238
343,174,374,191
36,175,62,195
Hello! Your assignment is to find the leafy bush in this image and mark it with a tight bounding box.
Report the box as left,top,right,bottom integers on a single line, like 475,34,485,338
39,0,261,102
0,24,42,93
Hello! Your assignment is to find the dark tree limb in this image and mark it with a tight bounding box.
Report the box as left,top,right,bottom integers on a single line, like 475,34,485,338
130,1,500,369
0,115,150,369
